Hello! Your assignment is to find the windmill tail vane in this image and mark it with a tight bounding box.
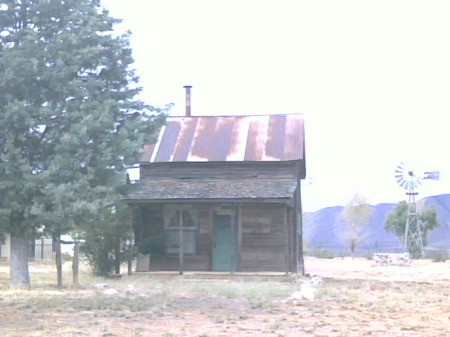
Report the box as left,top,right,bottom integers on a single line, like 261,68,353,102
424,171,439,180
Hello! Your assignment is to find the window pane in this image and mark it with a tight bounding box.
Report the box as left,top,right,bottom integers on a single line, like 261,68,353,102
165,230,196,254
169,210,180,227
182,210,195,227
166,207,197,228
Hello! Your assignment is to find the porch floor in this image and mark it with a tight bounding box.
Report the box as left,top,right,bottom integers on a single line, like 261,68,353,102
131,271,297,282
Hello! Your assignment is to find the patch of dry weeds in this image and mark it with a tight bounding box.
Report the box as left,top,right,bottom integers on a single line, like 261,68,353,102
0,258,449,336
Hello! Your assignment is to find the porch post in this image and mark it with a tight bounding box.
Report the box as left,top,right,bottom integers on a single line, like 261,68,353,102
230,205,235,275
284,204,290,275
237,204,242,272
179,208,184,275
288,206,294,272
290,204,298,273
296,179,305,275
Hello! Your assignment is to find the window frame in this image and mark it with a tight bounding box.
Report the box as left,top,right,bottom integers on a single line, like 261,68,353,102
164,205,197,255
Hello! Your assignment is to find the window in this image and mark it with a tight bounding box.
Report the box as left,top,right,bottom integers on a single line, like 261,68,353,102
164,206,197,255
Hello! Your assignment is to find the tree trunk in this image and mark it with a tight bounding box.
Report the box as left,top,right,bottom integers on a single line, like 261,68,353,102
351,241,355,258
128,208,135,276
127,239,133,276
10,232,31,287
55,236,63,288
72,243,79,286
114,234,121,275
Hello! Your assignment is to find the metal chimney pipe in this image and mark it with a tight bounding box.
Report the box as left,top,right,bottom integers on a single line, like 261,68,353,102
183,85,192,117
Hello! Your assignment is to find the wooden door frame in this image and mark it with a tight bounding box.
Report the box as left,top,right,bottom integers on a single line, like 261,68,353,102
210,204,241,272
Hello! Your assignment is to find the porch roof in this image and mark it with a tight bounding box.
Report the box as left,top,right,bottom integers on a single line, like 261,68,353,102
124,180,298,203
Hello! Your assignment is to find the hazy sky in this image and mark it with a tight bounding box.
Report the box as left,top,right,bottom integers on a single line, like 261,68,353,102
102,0,450,211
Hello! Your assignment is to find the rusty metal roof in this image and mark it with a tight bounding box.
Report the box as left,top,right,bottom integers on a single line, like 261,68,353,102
125,180,298,202
141,114,305,163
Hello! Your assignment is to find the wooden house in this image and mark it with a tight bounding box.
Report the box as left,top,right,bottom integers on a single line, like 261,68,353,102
125,113,306,274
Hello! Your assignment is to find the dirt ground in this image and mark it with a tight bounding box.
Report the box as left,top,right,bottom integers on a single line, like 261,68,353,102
0,257,449,337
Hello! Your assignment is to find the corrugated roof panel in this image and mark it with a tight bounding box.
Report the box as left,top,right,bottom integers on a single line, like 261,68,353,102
244,116,269,161
154,120,181,162
227,117,250,161
265,115,286,160
284,114,304,160
172,118,198,161
211,117,234,161
140,144,155,162
143,114,304,163
189,117,217,161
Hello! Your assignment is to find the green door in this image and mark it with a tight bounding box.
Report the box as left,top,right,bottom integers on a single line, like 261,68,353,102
212,214,239,271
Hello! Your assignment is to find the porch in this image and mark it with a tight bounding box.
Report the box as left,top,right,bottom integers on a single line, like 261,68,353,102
129,200,300,274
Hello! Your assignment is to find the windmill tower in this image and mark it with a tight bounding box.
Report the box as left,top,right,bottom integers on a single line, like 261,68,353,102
395,162,439,257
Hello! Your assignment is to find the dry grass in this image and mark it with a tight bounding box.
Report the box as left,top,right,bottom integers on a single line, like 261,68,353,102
0,258,449,336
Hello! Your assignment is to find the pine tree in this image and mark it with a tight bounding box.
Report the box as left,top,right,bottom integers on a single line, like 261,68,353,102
0,0,164,286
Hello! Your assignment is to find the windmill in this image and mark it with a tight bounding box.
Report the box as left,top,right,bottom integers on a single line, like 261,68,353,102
395,162,440,257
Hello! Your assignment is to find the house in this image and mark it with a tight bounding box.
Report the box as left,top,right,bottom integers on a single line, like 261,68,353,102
0,234,51,261
125,109,306,274
0,234,73,261
0,235,10,261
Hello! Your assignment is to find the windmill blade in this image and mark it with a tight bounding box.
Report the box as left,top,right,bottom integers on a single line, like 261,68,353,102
395,162,407,188
396,177,405,184
395,169,403,175
424,171,440,180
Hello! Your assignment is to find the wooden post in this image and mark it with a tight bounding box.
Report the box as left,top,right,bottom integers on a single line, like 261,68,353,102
72,242,79,286
237,204,241,271
55,235,63,288
179,209,184,275
290,205,298,273
284,205,290,275
296,178,305,275
230,206,235,275
287,207,293,272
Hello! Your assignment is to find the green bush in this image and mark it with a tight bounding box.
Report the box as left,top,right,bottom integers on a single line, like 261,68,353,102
80,203,131,277
136,234,165,255
428,250,449,262
365,251,374,260
314,249,334,259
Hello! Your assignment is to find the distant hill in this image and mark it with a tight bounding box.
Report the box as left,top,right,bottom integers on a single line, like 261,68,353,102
304,194,450,254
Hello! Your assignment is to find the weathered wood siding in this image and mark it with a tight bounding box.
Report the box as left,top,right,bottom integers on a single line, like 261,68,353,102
240,204,289,272
140,161,302,181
